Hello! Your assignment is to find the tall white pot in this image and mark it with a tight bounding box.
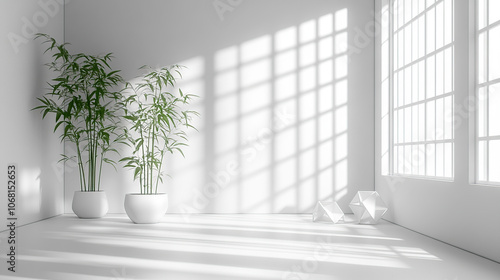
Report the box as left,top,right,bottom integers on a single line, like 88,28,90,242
72,191,109,218
124,193,168,224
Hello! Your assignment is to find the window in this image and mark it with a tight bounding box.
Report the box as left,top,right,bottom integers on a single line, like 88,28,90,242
390,0,455,178
476,0,500,183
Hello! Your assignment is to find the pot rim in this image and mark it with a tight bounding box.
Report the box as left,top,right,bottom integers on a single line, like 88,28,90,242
74,190,106,193
126,193,168,196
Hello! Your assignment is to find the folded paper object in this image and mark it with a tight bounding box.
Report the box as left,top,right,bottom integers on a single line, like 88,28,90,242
312,201,345,223
349,191,388,224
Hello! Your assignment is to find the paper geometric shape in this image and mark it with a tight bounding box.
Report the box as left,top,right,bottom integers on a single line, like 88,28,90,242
312,201,345,223
349,191,388,224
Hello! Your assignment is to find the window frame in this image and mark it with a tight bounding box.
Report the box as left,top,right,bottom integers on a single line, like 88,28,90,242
475,0,500,185
388,0,455,180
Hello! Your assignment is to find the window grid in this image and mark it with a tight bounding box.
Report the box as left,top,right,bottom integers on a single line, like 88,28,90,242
476,0,500,184
390,0,455,179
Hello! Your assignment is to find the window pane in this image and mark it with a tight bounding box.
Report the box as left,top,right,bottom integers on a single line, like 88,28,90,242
404,0,412,24
478,33,486,84
478,140,487,181
489,84,500,136
394,73,399,108
405,68,412,105
418,0,426,14
412,21,419,62
436,51,444,96
427,56,436,97
444,0,453,45
419,61,426,101
412,0,419,18
436,98,444,140
435,1,444,49
405,25,412,65
478,0,487,30
427,143,436,176
399,109,405,143
412,64,419,103
399,146,405,173
412,145,419,174
419,16,426,58
427,100,436,140
394,110,399,144
405,145,412,173
399,30,405,69
489,25,500,81
436,143,444,177
489,140,500,182
412,105,419,142
444,95,453,140
489,0,500,25
444,142,453,178
405,107,412,142
394,146,399,174
399,71,405,107
478,87,487,137
397,0,405,30
418,144,426,175
427,7,436,53
444,47,453,93
419,103,426,141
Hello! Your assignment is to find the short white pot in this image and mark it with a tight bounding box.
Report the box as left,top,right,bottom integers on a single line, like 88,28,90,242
72,191,108,218
124,193,168,224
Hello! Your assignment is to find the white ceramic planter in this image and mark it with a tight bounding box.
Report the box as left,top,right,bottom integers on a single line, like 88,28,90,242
124,193,168,224
72,191,109,218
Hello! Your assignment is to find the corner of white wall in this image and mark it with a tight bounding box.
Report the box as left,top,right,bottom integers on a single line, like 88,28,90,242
0,0,65,227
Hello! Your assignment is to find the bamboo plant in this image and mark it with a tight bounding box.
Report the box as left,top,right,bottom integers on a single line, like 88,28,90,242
120,65,199,195
33,33,125,192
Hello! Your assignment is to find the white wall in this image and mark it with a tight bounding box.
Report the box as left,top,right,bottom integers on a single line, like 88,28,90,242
0,0,64,226
64,0,375,214
375,0,500,263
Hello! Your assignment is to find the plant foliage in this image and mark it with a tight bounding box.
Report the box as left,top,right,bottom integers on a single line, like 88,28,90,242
33,33,125,192
120,65,199,195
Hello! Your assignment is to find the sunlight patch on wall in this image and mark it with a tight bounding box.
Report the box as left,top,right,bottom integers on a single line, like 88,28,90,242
19,168,41,214
190,9,352,213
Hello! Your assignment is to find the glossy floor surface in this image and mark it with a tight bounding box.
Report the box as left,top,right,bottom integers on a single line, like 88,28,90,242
1,214,499,280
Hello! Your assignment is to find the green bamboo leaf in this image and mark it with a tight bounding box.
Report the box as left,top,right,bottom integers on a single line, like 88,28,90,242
134,167,142,179
53,121,64,132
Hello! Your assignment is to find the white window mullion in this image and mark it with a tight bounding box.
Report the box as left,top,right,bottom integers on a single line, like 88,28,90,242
485,0,490,182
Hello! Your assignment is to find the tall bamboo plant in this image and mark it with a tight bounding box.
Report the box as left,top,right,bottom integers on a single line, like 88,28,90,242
120,65,199,195
33,34,125,192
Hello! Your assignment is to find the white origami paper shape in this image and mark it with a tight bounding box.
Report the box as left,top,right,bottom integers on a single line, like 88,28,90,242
349,191,388,224
312,201,345,223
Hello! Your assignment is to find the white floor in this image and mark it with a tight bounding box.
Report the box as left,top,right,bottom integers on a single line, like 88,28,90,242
1,214,499,280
